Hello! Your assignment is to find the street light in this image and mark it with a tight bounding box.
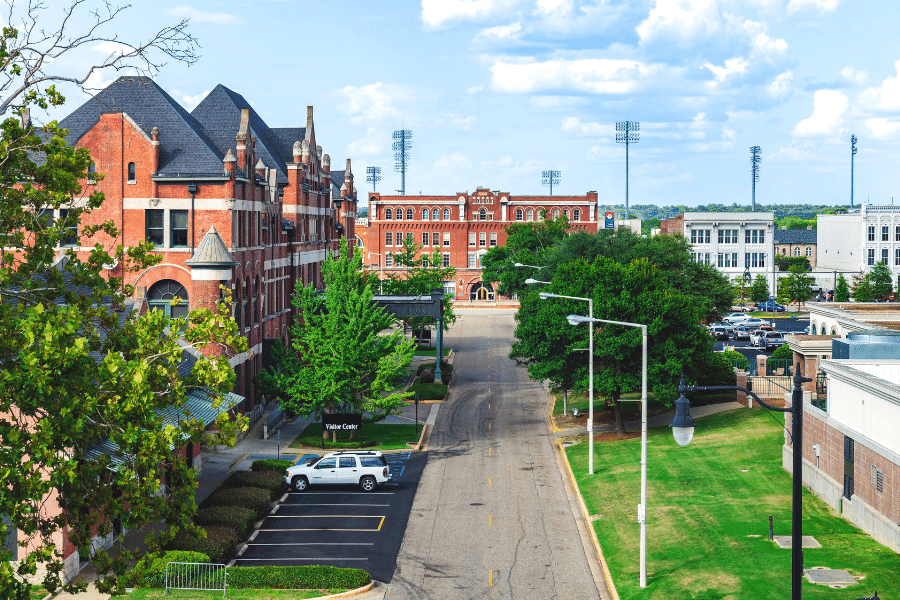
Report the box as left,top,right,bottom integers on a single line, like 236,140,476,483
368,252,383,294
514,262,544,269
566,313,649,589
671,367,812,600
525,278,551,285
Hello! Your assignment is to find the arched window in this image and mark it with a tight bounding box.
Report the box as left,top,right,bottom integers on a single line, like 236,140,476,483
422,208,429,220
148,280,189,318
552,209,560,219
781,248,786,255
253,276,260,325
794,247,801,256
516,208,523,221
443,208,451,220
832,327,838,335
395,208,403,220
806,247,812,256
385,208,393,220
563,209,570,219
812,324,817,335
526,209,533,221
479,208,487,221
406,208,414,220
127,162,136,183
356,235,363,248
573,209,581,221
432,208,439,220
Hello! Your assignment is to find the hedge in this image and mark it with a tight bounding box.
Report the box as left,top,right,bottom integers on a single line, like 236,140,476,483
124,550,210,588
222,470,285,501
251,458,295,472
227,565,370,590
202,486,270,519
164,527,239,564
194,505,257,537
408,381,447,400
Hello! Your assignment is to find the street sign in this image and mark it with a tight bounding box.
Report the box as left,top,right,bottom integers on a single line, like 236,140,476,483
637,503,646,524
604,211,615,229
322,413,362,432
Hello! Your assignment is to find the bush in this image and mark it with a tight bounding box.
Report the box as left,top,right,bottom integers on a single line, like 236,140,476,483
194,506,257,537
202,486,270,519
418,370,435,384
721,349,750,370
768,343,793,364
438,361,453,385
416,363,432,375
222,470,285,501
124,551,210,588
227,565,370,590
164,527,239,564
251,458,295,472
408,381,447,400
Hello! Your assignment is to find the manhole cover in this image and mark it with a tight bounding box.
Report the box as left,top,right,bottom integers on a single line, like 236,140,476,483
804,568,857,586
773,535,822,549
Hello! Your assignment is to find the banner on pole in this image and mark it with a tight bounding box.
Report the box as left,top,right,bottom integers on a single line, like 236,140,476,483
604,212,615,229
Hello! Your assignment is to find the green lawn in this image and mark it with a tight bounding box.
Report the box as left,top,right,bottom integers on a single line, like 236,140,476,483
126,588,346,599
412,347,452,358
289,422,421,451
566,408,899,599
551,390,736,417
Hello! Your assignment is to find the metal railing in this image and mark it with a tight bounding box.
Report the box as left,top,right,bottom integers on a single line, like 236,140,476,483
165,562,227,596
729,358,750,372
766,359,794,376
264,408,285,440
746,375,792,399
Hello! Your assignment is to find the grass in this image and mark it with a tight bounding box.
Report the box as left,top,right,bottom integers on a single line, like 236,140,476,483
412,346,452,357
288,422,420,451
408,381,447,400
551,390,737,417
125,588,346,599
566,408,900,599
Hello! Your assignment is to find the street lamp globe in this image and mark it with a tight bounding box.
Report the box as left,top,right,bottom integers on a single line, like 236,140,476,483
670,391,696,447
538,292,552,300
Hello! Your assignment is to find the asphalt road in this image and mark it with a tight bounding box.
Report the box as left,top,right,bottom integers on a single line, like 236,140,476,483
232,452,427,582
385,309,606,600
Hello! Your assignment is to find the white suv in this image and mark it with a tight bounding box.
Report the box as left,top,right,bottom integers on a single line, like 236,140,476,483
284,451,392,492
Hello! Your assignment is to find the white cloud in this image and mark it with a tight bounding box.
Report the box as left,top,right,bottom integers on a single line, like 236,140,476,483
535,0,572,14
840,67,868,86
859,60,900,112
182,90,210,110
786,0,840,13
433,152,472,170
166,7,243,25
865,118,900,140
561,116,605,136
703,56,750,83
530,95,590,108
438,114,476,130
792,89,848,137
685,127,735,152
467,84,485,94
91,41,132,57
490,57,660,94
337,82,403,123
767,71,793,98
421,0,514,28
749,28,789,62
636,0,723,46
473,22,522,43
347,127,383,156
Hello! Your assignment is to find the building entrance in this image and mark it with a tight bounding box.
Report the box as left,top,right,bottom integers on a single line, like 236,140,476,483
470,282,495,301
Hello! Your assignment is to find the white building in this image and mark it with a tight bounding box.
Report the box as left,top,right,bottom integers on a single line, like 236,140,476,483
818,205,900,279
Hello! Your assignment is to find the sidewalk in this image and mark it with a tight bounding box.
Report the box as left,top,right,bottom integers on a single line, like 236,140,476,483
552,401,744,439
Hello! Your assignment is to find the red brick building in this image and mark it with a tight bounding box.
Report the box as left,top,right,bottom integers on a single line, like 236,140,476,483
357,188,598,300
57,76,357,415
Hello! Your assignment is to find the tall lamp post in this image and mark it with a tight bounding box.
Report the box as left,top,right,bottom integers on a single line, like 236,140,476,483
671,366,812,600
368,252,383,294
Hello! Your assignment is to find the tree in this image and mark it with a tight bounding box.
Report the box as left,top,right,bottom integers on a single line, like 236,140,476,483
259,238,415,440
869,261,893,301
511,257,715,434
774,255,810,271
851,271,874,302
750,274,769,304
835,274,850,302
779,265,815,306
733,276,750,306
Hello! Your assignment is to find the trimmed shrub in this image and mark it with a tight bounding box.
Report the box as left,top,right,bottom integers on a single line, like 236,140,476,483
164,527,238,564
194,506,257,537
124,551,209,588
416,363,432,375
721,349,750,370
222,470,284,501
227,565,370,590
408,382,447,400
768,343,793,364
438,361,453,385
251,458,294,472
418,370,435,385
202,486,270,519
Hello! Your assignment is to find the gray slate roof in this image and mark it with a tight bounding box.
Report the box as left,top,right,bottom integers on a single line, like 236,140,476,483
774,229,817,244
60,76,224,175
329,169,345,198
191,85,300,185
185,225,236,268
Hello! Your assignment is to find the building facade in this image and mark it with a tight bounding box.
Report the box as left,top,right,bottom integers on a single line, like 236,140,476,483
357,188,599,300
818,205,900,282
774,227,817,270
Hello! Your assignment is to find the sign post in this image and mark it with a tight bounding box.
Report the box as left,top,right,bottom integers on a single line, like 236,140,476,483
415,393,420,438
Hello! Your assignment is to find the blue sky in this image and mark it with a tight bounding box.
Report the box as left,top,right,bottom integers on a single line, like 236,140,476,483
36,0,900,208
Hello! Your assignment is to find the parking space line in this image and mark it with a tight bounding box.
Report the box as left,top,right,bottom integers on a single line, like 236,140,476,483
377,516,385,531
235,557,369,562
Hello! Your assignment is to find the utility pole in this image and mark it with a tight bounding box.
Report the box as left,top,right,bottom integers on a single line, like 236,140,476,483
616,121,640,220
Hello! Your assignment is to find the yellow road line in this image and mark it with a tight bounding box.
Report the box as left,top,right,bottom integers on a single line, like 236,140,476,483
488,477,491,486
377,516,385,531
489,570,493,587
489,422,492,430
488,514,492,527
489,447,492,455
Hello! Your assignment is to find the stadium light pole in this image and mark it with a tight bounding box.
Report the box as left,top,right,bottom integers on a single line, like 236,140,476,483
616,121,640,221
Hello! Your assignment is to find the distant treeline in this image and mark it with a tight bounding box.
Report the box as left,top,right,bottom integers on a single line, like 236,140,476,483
603,203,850,222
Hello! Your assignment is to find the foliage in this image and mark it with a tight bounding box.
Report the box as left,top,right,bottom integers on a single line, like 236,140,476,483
407,381,448,400
750,274,769,304
222,470,285,501
732,276,750,306
251,459,295,473
835,273,850,301
0,57,246,600
123,551,209,588
775,216,816,230
641,217,661,236
381,234,456,332
692,352,737,387
226,565,370,590
256,238,415,433
164,526,239,565
869,261,893,301
768,344,793,364
511,256,715,434
774,255,811,271
778,265,815,305
720,350,749,370
201,487,270,519
193,506,257,538
851,271,874,302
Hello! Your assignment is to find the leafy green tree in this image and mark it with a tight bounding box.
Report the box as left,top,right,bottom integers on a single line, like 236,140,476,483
511,257,716,434
835,274,850,301
869,261,893,301
774,255,811,271
851,271,874,302
733,276,750,306
260,238,415,440
750,274,769,304
779,265,815,306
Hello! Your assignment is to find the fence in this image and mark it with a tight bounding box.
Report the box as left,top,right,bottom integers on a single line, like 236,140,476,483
746,375,792,399
264,408,285,440
766,359,793,377
165,562,227,596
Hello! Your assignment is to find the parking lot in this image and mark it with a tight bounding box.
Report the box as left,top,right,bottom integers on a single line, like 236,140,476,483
713,315,809,364
232,451,427,582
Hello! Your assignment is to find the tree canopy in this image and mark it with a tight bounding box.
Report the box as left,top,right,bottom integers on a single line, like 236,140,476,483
779,265,815,305
380,233,456,331
750,274,769,304
835,274,850,302
869,261,894,301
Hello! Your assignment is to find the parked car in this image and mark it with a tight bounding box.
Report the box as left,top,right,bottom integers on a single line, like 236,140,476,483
749,326,775,347
762,332,786,351
730,304,751,313
710,326,731,341
723,312,752,324
732,324,754,340
743,318,767,329
284,450,392,492
756,301,786,312
707,321,735,332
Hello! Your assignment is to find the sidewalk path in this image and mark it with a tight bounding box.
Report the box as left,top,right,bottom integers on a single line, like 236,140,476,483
553,401,744,439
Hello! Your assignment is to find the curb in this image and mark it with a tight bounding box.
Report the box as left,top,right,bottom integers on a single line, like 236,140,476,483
309,579,376,600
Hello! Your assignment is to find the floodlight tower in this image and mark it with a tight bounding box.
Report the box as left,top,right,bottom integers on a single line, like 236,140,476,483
366,166,381,192
851,134,858,208
542,170,561,195
750,146,761,211
616,121,640,220
393,130,412,195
